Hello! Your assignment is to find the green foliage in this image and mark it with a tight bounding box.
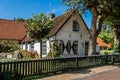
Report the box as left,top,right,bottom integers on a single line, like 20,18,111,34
14,18,26,22
100,50,113,55
0,40,20,53
25,13,54,58
25,13,53,41
19,50,39,59
1,71,22,80
46,43,61,58
62,0,118,15
113,44,120,53
99,30,114,44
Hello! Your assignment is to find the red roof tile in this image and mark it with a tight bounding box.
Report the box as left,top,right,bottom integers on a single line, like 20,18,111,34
0,19,27,41
21,35,34,43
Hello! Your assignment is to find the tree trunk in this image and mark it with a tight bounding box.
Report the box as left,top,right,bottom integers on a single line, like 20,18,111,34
40,40,42,58
114,25,120,45
96,17,105,36
88,8,98,55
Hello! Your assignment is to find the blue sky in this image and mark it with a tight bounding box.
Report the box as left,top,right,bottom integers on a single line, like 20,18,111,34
0,0,92,28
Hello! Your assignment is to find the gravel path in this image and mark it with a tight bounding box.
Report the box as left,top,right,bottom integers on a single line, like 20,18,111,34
37,64,120,80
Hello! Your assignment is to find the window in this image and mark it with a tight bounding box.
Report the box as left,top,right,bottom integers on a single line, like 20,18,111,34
25,44,28,50
73,21,79,31
72,41,78,54
21,43,23,49
42,40,47,55
59,40,65,54
85,42,89,55
31,42,34,51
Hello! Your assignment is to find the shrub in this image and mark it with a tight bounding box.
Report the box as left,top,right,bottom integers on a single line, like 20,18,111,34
19,50,39,59
100,49,113,55
113,44,120,53
46,43,61,58
0,40,20,53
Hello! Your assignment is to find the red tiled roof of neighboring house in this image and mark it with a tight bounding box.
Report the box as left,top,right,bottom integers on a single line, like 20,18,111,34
97,37,112,48
0,19,27,41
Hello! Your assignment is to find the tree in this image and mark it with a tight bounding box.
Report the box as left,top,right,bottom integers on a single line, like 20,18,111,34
104,2,120,53
14,18,26,22
25,13,53,58
62,0,118,55
99,30,114,44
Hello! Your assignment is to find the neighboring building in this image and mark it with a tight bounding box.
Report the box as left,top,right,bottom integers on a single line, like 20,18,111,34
96,37,112,51
0,19,26,43
21,10,90,57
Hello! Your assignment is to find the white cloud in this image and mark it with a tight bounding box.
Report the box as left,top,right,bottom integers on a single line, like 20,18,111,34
51,8,57,13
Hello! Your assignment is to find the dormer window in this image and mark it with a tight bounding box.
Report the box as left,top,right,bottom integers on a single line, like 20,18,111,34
73,21,79,31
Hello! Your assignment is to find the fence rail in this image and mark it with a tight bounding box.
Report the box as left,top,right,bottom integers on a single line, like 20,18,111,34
0,54,120,80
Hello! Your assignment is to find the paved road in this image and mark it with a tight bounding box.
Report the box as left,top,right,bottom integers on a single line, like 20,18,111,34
75,68,120,80
39,65,120,80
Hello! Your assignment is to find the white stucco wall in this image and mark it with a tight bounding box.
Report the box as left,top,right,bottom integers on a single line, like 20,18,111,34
20,42,40,55
34,41,40,55
96,45,100,53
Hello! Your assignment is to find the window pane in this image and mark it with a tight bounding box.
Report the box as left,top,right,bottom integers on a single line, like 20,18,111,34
73,21,79,31
72,41,78,54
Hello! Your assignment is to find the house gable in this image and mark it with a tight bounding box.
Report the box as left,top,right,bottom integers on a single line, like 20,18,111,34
49,10,89,37
53,12,90,41
50,11,90,56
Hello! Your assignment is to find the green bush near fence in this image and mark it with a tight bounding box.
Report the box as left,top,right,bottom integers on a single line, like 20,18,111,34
100,50,113,55
46,43,61,58
1,71,22,80
0,40,20,53
19,50,39,59
113,44,120,53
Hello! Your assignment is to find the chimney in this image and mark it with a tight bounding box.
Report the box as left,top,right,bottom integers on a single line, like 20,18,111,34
50,13,55,19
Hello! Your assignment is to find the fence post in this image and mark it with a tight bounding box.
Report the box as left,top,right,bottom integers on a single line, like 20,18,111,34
76,57,78,69
94,56,96,65
111,55,114,64
0,62,2,80
106,55,108,64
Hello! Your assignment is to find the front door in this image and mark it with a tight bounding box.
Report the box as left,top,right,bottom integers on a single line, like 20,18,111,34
85,42,89,55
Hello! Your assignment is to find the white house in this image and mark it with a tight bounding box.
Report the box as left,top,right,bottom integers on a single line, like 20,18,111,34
0,12,112,57
21,10,91,57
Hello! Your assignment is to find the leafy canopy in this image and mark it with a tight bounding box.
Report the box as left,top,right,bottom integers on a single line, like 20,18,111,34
62,0,116,15
25,13,54,41
99,27,114,44
14,18,26,22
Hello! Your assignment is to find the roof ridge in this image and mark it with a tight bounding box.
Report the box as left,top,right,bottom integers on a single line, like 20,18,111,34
0,18,24,23
49,10,75,36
